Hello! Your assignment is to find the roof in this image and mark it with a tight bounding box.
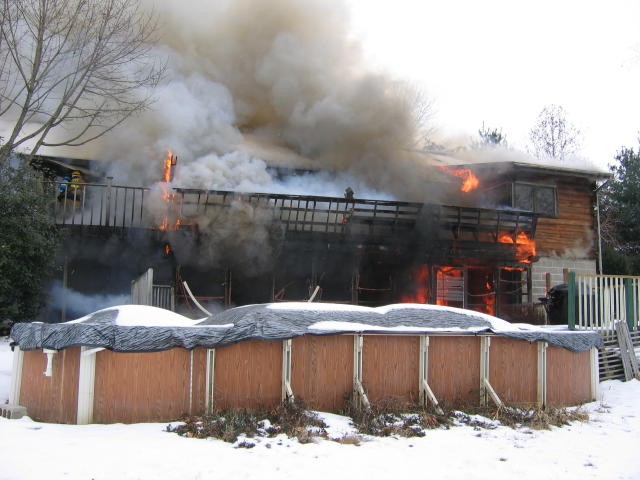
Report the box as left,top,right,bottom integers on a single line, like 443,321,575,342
475,161,611,180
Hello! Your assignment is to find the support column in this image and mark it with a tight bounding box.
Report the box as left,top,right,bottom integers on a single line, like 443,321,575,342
537,341,548,408
590,347,600,401
282,339,294,403
9,346,24,405
77,347,103,425
419,336,443,414
353,335,369,408
205,349,216,414
43,349,57,377
480,336,502,408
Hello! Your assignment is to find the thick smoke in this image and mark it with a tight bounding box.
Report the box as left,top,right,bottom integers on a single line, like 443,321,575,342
88,0,454,275
99,0,438,201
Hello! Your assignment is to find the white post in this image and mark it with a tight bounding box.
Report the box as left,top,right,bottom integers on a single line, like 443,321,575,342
353,335,370,408
189,350,194,414
281,339,294,402
590,347,600,401
537,341,548,408
43,349,57,377
419,335,429,405
205,349,216,414
77,347,102,425
480,337,490,406
419,336,444,414
9,346,24,405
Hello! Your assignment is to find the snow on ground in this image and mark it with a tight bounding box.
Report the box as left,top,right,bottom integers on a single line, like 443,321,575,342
1,336,639,480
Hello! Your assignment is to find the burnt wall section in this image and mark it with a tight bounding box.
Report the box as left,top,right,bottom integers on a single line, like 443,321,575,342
39,228,176,322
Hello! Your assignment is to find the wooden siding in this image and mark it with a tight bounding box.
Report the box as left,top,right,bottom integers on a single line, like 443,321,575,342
93,349,192,423
19,348,80,423
489,338,538,406
362,336,420,404
17,335,596,423
546,346,592,407
190,348,208,415
213,340,282,410
427,336,480,407
291,335,353,411
535,178,596,257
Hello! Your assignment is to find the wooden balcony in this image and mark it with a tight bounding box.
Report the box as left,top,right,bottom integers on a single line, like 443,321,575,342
47,182,537,243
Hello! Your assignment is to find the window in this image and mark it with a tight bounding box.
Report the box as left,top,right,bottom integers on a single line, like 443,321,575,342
514,183,557,216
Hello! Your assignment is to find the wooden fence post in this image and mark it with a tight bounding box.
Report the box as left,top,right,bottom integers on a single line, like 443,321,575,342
624,278,636,331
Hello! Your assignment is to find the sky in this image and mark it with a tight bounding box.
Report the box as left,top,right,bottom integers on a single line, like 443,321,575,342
347,0,640,171
4,0,638,182
1,336,640,479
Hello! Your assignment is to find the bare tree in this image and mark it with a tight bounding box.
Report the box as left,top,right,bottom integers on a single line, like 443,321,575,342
528,104,580,162
0,0,164,164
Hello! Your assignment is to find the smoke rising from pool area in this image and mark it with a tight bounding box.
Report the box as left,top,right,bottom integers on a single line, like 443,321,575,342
49,281,130,320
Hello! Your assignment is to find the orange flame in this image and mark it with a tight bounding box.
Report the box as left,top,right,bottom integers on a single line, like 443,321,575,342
499,232,536,262
438,166,480,192
162,151,174,183
481,278,495,316
400,264,429,303
435,267,463,306
158,151,180,231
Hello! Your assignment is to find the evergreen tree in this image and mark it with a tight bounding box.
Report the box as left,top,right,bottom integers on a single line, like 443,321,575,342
601,145,640,255
0,162,59,322
476,123,507,147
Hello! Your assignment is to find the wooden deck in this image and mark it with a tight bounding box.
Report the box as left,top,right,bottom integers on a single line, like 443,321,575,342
47,182,537,246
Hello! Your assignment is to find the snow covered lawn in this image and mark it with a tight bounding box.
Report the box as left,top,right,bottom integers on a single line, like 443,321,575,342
1,336,639,480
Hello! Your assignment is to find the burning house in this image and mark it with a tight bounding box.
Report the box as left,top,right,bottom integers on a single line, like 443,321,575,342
14,151,609,424
19,0,609,323
32,149,608,325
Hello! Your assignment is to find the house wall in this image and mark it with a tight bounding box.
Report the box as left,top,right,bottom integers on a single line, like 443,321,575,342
521,175,599,303
535,177,596,257
532,257,597,301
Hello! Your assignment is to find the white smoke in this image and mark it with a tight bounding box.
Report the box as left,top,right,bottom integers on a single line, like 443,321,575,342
96,0,439,202
48,281,130,319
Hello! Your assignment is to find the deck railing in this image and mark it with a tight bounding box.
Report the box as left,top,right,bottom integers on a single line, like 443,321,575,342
47,182,538,242
568,272,640,331
47,180,150,229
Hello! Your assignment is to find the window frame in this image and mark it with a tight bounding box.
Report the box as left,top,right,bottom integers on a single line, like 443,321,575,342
512,182,558,217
